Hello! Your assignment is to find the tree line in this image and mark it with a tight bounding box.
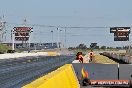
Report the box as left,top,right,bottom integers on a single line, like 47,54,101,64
68,43,129,50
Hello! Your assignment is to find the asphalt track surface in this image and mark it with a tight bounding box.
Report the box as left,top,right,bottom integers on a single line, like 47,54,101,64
0,55,74,88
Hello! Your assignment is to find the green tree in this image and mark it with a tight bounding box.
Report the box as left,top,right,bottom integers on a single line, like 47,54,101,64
100,46,106,49
76,44,87,49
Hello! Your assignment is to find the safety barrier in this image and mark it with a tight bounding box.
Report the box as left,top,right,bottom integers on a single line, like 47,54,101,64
22,64,79,88
101,52,132,63
22,63,132,87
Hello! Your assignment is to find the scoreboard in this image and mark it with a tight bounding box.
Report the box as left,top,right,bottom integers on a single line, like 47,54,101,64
114,32,129,36
15,37,29,41
15,33,29,36
14,27,32,32
114,36,129,41
13,27,33,41
110,27,130,41
110,27,130,33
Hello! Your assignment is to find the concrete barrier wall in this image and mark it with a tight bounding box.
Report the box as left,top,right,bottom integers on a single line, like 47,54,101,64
72,63,132,81
72,63,118,80
22,63,132,88
102,52,132,63
22,64,79,88
119,64,132,80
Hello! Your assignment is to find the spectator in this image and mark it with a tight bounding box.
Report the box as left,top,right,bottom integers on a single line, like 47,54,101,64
89,50,94,62
72,52,85,63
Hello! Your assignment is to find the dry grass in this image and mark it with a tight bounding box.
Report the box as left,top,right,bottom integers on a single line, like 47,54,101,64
94,55,118,64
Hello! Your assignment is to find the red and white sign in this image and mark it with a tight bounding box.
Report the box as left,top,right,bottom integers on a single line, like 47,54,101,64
14,27,33,32
13,27,33,41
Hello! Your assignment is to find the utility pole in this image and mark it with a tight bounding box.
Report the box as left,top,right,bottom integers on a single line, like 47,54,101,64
22,18,33,50
59,29,62,48
51,30,53,46
11,30,15,50
57,28,62,49
57,28,60,48
23,18,27,48
64,29,67,48
0,16,6,43
128,27,131,55
28,28,33,51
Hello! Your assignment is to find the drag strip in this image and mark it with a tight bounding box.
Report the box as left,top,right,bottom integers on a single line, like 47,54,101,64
0,55,74,88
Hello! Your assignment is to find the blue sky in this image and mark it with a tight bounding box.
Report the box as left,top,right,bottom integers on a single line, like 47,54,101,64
1,0,132,47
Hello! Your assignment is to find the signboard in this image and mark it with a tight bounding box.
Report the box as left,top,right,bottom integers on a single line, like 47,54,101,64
13,27,32,41
114,32,129,36
114,37,129,41
15,32,29,36
15,37,29,41
110,27,130,33
14,27,33,32
110,27,130,41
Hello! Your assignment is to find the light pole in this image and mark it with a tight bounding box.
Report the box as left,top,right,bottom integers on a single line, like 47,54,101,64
59,29,62,48
28,30,33,51
11,30,15,50
57,28,60,48
64,29,67,48
57,28,62,48
51,30,53,46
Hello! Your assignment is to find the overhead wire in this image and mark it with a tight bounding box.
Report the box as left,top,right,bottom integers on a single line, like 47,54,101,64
6,22,111,29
